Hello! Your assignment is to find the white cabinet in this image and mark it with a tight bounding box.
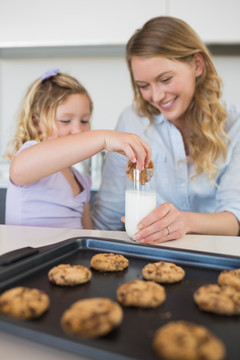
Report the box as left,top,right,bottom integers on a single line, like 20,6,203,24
168,0,240,44
0,0,166,48
1,0,239,51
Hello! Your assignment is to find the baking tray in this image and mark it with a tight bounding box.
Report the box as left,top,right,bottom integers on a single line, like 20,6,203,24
0,236,240,360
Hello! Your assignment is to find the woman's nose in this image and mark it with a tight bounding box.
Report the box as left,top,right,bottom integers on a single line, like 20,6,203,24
151,84,164,103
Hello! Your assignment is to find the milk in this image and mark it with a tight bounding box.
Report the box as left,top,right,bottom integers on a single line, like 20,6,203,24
125,189,157,239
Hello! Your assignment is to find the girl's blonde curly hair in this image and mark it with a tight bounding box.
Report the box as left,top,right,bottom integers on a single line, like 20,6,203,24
126,16,229,181
6,72,93,160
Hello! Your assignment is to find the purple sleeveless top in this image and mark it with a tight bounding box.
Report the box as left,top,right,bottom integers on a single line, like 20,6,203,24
5,141,91,228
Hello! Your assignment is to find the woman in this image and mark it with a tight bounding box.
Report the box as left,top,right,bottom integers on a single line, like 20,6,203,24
93,16,240,243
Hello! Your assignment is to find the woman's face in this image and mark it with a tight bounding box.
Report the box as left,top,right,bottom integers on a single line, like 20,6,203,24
131,54,204,125
52,93,91,138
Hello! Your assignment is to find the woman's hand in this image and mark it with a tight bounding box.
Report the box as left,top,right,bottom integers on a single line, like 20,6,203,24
104,130,152,170
132,202,188,243
128,204,240,242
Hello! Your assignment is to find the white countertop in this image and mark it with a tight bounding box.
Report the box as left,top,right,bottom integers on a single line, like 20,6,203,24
0,225,239,360
1,224,240,257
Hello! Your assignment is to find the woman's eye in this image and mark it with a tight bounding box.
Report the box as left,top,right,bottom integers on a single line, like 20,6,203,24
162,76,172,83
81,120,89,124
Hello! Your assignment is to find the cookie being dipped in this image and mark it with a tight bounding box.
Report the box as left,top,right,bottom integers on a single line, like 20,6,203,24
126,159,154,185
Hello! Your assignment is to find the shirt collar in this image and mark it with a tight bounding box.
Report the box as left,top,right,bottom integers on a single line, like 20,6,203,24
153,112,166,125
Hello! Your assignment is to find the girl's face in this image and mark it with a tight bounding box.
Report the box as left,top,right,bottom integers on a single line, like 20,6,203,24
52,93,91,138
131,54,204,126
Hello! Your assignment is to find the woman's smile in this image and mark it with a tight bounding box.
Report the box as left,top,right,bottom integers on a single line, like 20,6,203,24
131,55,201,125
158,96,177,110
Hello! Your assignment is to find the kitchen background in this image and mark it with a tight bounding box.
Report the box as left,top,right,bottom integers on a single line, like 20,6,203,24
0,0,240,222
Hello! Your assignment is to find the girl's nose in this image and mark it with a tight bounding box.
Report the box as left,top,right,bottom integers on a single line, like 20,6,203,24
71,122,83,134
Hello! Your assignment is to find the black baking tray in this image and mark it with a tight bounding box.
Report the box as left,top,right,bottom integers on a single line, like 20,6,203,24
0,236,240,360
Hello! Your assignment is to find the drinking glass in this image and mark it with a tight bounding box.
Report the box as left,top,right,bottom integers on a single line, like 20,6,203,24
125,168,156,239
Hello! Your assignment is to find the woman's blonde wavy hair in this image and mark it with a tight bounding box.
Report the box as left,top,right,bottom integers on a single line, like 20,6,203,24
6,72,93,160
126,16,229,181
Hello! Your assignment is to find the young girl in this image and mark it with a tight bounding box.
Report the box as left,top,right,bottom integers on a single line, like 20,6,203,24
93,16,240,242
5,69,151,229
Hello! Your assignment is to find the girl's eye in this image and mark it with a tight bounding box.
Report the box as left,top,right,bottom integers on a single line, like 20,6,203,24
81,120,89,124
59,120,71,124
138,84,149,89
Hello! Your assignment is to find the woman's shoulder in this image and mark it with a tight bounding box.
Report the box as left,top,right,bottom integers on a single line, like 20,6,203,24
226,103,240,118
118,104,140,121
117,104,150,131
222,104,240,145
225,104,240,131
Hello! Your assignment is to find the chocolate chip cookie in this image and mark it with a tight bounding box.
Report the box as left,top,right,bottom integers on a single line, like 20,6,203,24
126,160,154,185
142,261,185,283
117,279,166,308
48,264,92,286
61,297,123,338
193,284,240,315
0,286,50,320
153,321,226,360
90,253,129,272
218,268,240,290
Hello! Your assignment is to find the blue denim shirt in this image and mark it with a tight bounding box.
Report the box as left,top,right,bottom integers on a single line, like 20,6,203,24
92,104,240,231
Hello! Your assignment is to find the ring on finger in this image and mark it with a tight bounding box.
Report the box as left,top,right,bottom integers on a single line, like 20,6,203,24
167,226,171,236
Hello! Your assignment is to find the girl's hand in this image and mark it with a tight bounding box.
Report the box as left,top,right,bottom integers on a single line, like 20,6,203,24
132,202,188,243
104,131,152,170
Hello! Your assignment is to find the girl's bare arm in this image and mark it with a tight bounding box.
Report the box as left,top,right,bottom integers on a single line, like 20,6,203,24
10,130,151,186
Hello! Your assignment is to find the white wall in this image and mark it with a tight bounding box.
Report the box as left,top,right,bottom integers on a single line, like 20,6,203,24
0,0,167,46
0,56,133,150
1,54,240,155
213,55,240,106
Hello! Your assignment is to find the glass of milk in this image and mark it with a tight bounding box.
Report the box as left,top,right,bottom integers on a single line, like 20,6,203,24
125,168,156,240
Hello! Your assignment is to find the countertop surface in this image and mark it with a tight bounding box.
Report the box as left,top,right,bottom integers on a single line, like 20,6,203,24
0,225,239,360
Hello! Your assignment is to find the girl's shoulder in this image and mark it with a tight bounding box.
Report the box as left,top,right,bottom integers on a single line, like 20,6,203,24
17,140,39,154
